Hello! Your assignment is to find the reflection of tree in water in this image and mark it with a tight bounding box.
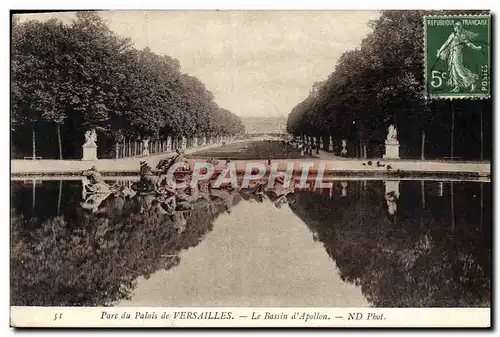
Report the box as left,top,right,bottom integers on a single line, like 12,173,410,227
289,181,491,307
11,163,297,307
10,190,241,306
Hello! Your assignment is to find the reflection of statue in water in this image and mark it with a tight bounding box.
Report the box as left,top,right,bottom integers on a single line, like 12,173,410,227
210,187,238,214
156,195,177,215
84,129,97,146
80,191,112,213
386,124,398,144
437,21,482,92
384,180,400,217
81,166,112,197
171,212,187,233
266,179,296,208
341,181,348,197
80,166,137,213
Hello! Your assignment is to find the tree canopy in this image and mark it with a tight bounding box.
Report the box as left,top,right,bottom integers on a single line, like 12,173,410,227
11,12,244,158
286,10,491,160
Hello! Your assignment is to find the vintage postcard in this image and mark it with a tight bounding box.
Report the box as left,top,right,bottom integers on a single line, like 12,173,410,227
10,9,491,328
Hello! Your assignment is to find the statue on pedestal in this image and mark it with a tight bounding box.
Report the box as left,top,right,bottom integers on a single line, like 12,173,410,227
383,124,400,159
142,139,150,156
82,129,98,161
84,129,97,147
385,124,399,144
341,140,348,156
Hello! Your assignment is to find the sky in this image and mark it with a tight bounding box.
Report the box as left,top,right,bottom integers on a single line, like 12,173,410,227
17,10,379,118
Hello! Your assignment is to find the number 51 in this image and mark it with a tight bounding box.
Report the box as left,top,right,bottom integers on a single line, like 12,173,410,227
431,70,447,88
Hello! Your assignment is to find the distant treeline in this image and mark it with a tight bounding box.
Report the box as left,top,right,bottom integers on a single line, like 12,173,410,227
286,10,491,160
11,12,245,159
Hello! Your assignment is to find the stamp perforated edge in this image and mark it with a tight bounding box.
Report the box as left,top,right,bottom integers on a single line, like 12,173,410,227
423,13,491,100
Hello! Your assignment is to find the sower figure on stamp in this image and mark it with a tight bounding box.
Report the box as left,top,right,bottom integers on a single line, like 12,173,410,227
437,21,482,93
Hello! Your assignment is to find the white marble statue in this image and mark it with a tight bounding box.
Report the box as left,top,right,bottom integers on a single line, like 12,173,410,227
386,124,398,144
142,139,150,156
341,140,348,156
84,129,97,146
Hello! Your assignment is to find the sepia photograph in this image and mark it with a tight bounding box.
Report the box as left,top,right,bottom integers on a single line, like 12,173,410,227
9,8,491,328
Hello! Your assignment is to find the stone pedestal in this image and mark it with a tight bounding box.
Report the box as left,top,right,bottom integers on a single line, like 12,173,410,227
385,180,400,198
82,143,98,161
383,142,400,159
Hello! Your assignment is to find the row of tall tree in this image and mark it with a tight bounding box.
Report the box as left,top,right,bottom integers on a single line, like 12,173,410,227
11,12,245,159
286,10,491,160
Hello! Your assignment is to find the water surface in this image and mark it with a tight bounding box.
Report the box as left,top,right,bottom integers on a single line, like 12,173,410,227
10,179,491,307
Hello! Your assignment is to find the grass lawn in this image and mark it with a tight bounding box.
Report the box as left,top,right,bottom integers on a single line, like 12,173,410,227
188,140,314,159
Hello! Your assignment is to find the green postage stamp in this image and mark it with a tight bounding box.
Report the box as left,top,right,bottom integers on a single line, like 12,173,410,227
424,14,491,99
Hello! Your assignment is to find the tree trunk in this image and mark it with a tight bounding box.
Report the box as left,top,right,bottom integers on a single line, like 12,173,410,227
57,180,62,215
57,124,62,159
450,182,455,236
115,143,119,159
32,126,36,160
122,139,125,158
420,180,425,230
421,128,425,160
480,183,484,233
359,136,363,159
421,180,425,209
32,180,36,210
322,135,329,151
363,144,367,159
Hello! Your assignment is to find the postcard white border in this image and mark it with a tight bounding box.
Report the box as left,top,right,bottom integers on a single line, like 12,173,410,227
10,307,491,328
3,0,498,335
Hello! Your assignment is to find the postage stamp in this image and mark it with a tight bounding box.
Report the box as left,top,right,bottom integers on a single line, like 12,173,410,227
424,14,491,99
